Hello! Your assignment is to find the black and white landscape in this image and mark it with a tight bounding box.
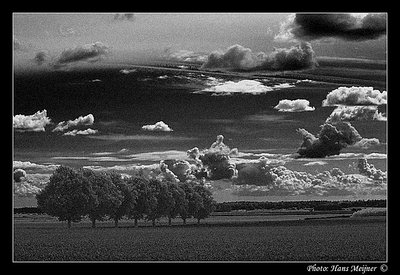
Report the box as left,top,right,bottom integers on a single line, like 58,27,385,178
13,13,387,264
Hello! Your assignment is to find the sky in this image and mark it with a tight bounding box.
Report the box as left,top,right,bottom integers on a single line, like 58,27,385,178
13,13,387,68
13,13,387,207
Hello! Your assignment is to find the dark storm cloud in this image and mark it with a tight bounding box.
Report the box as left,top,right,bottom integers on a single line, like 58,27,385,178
296,122,363,158
201,42,317,71
187,135,238,180
51,42,109,68
13,169,26,182
277,13,386,41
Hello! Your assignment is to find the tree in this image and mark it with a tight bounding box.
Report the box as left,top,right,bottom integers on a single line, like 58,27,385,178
178,182,193,224
36,166,92,228
146,179,163,227
126,177,153,227
106,172,132,228
189,190,204,224
166,182,186,226
79,169,123,228
192,184,216,224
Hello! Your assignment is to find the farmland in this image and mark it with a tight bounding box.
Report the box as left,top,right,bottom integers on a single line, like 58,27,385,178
13,214,386,262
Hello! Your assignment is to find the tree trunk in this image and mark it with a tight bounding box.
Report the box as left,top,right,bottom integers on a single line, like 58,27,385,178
197,218,200,225
168,217,172,226
134,218,138,227
67,219,71,228
182,218,186,225
152,219,156,227
91,218,96,228
114,218,119,228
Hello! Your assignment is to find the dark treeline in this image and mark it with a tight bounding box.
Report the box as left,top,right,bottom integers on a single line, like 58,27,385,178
16,199,386,215
214,199,386,212
33,166,216,228
14,207,44,214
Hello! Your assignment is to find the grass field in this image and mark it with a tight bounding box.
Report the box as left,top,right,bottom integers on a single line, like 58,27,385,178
13,216,386,262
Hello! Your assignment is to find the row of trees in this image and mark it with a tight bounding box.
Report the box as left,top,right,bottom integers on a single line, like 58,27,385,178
36,166,216,228
214,199,387,212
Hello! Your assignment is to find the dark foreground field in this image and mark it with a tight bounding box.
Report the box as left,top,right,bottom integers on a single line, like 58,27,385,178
13,216,386,262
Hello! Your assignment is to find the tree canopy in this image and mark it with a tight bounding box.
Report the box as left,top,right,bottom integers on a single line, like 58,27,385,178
36,165,216,228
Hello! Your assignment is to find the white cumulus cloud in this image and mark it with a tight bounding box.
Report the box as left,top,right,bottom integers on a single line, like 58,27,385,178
120,68,137,74
231,157,386,197
13,161,59,172
303,161,328,166
63,128,98,136
13,110,51,132
352,138,381,149
200,79,295,96
322,86,387,106
326,105,387,123
141,121,173,132
53,114,94,132
274,99,315,112
13,173,51,197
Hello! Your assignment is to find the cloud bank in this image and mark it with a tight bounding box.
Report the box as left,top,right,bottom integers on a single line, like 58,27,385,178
322,86,387,106
141,121,173,132
13,110,51,132
201,42,317,71
84,162,192,185
13,161,59,172
231,161,385,197
274,99,315,112
276,13,386,42
43,134,386,199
